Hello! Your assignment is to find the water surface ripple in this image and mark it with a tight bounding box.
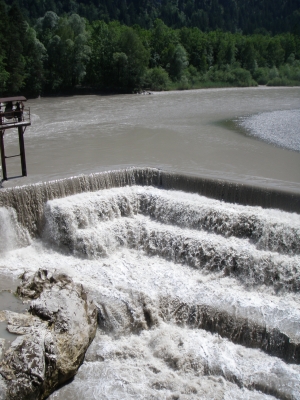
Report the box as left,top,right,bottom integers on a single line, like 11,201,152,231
2,87,300,193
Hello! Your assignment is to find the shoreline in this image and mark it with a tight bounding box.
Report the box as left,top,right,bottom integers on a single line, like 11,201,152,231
23,84,300,100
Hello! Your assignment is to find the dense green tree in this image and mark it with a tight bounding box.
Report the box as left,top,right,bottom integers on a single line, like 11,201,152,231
169,44,188,80
179,27,209,72
22,24,46,95
1,1,300,95
5,4,27,93
149,19,179,69
0,1,9,92
86,21,149,91
0,55,9,92
85,20,112,89
266,38,285,67
143,66,170,90
240,41,256,72
0,2,45,95
2,0,300,35
36,12,90,91
117,26,150,89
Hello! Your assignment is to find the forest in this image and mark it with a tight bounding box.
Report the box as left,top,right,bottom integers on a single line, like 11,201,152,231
0,0,299,96
3,0,300,34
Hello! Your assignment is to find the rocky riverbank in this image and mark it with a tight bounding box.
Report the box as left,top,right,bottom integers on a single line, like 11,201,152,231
0,269,97,400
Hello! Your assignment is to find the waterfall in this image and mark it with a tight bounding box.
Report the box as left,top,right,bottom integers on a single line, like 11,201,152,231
1,168,300,399
0,207,31,252
40,185,300,364
0,168,299,238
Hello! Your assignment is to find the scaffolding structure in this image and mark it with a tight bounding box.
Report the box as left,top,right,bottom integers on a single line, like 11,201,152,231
0,96,31,181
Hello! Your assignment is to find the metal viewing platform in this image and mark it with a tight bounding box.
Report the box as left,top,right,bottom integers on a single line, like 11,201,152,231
0,96,31,181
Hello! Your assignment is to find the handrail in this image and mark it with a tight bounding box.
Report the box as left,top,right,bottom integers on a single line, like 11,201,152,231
0,107,30,126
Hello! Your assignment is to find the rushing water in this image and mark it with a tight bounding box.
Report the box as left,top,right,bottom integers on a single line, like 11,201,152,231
0,168,300,399
0,88,300,399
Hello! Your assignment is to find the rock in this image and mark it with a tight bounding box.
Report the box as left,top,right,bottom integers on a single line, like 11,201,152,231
0,269,97,400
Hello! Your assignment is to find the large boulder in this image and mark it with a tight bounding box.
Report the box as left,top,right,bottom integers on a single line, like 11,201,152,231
0,269,97,400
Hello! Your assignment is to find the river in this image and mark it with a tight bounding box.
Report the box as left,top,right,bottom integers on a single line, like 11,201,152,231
1,86,300,192
0,87,300,399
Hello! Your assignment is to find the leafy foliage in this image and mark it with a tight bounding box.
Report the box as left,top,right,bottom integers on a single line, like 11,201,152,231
3,0,300,34
0,2,299,95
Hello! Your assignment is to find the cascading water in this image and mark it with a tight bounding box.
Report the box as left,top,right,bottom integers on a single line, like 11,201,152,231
0,208,31,254
0,168,300,400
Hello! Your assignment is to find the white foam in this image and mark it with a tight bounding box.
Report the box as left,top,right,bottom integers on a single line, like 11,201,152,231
1,186,300,398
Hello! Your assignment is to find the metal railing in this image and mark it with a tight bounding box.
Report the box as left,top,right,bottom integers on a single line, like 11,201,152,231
0,108,31,127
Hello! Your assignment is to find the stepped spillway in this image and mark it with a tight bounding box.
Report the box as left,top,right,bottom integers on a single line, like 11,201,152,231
0,169,300,399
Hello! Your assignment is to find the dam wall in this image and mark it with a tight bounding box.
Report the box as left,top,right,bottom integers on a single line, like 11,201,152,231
0,167,299,237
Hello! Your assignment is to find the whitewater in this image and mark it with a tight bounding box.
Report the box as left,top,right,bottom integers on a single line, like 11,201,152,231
0,168,300,399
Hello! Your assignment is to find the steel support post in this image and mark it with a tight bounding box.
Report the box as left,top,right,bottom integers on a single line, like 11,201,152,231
0,130,7,180
18,126,27,177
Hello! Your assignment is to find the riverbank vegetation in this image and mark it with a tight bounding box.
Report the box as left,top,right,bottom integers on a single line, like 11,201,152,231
0,1,299,96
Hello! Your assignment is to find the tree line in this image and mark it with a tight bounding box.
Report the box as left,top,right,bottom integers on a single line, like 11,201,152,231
0,3,299,96
3,0,300,34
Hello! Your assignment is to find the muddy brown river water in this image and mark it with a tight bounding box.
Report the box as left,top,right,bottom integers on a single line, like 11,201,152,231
1,86,300,192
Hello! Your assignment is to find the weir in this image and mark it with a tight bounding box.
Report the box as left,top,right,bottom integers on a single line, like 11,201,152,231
0,168,300,237
1,168,300,399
